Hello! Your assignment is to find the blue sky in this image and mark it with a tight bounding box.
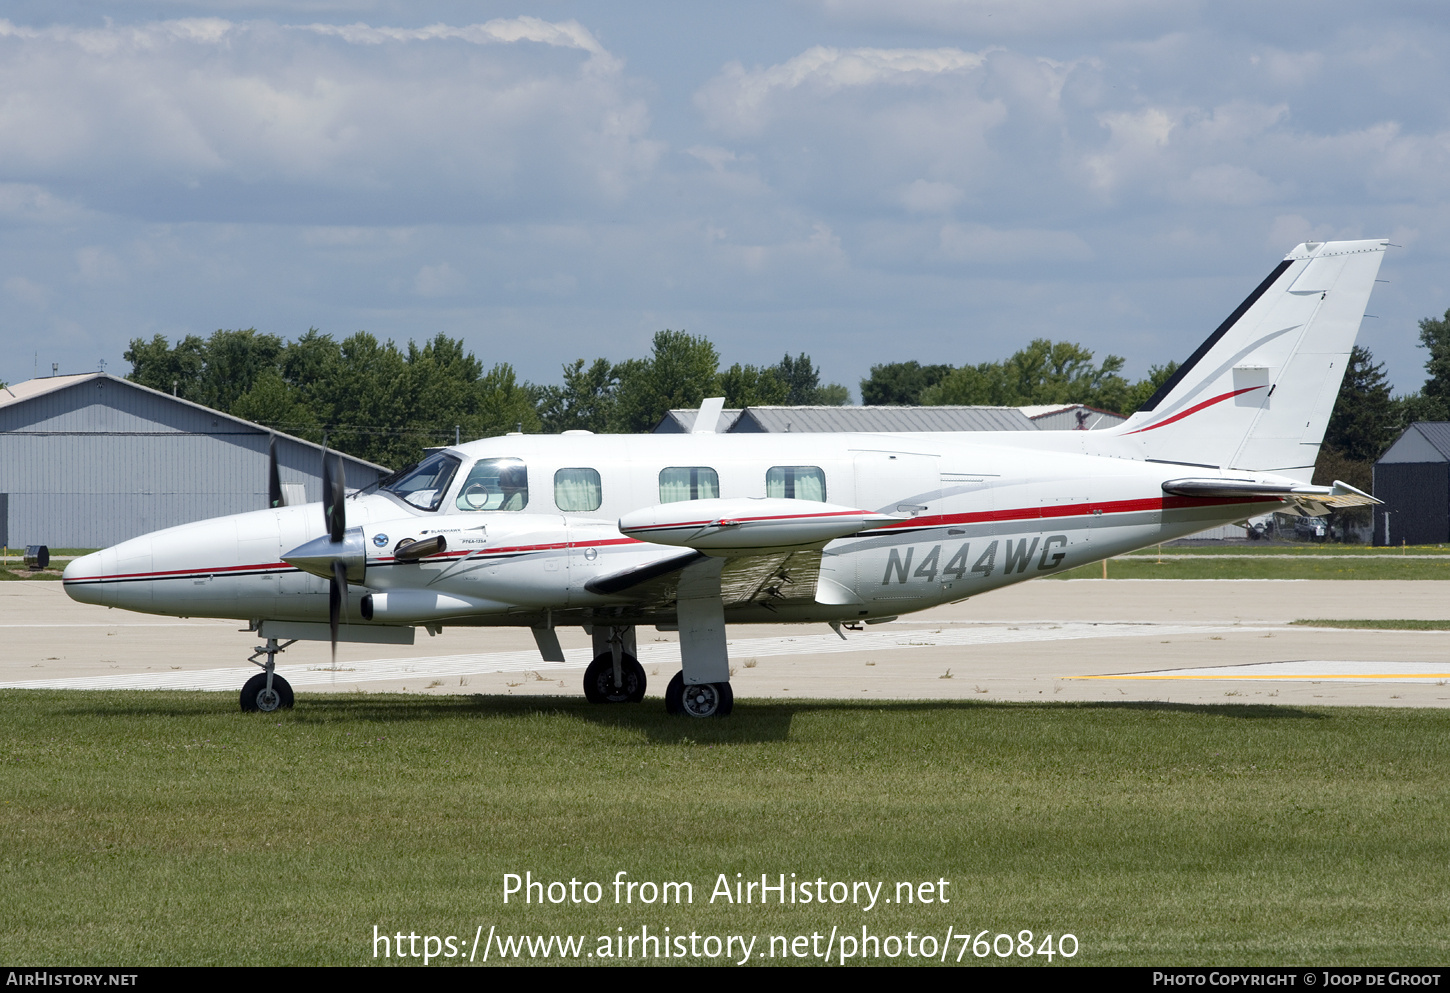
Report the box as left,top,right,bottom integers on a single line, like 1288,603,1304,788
2,1,1447,398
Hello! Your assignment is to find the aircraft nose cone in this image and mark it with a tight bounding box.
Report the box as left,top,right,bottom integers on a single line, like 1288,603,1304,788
282,528,366,583
281,534,339,579
62,549,112,606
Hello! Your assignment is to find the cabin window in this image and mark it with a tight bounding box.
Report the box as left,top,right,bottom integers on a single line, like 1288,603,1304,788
381,452,460,512
766,465,826,501
659,466,720,503
456,458,529,511
554,468,602,512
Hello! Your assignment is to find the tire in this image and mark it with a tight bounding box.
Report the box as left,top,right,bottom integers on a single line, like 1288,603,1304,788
241,672,294,713
665,671,733,718
582,652,646,703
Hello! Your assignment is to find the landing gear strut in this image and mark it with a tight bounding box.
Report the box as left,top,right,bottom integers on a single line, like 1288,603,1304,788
242,637,296,713
583,625,645,703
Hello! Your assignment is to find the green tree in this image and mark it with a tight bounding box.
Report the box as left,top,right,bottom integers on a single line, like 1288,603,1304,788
1308,346,1400,540
1122,361,1180,416
921,340,1130,410
127,327,545,467
771,352,850,405
470,363,542,440
860,361,952,405
538,358,618,433
197,329,285,413
608,330,721,432
719,362,790,408
230,371,321,441
124,333,206,400
1323,346,1398,463
1399,308,1450,422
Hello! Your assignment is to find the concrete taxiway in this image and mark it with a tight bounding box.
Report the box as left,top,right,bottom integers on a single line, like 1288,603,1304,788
2,579,1448,707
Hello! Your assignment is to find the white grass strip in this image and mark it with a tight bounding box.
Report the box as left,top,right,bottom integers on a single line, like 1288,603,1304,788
1076,660,1450,682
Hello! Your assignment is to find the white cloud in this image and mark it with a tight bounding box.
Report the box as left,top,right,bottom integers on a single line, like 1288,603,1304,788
0,183,87,224
0,17,661,222
1249,48,1325,88
938,223,1092,263
74,247,126,285
813,0,1174,37
3,275,51,309
3,6,1450,399
721,222,848,274
696,45,990,136
1171,165,1282,207
897,180,963,214
523,273,578,296
413,262,464,297
298,17,608,57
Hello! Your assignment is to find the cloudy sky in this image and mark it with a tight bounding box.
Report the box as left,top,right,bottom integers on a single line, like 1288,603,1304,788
2,1,1447,398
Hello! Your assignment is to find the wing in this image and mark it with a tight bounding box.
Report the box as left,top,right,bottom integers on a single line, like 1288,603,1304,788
586,547,822,613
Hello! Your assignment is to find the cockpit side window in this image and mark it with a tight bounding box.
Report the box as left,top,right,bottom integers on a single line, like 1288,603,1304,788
380,452,460,512
456,458,529,511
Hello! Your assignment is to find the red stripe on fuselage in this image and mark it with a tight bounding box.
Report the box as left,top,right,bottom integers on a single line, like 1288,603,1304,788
622,509,869,533
62,537,646,584
64,497,1278,584
866,493,1273,533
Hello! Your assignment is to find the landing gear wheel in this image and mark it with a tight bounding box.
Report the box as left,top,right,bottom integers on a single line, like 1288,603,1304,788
583,653,646,703
241,672,294,713
664,672,733,718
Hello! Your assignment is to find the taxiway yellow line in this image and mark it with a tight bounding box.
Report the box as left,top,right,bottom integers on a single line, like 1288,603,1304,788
1075,673,1450,681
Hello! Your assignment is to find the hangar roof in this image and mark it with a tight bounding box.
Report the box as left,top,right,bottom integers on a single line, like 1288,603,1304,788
0,372,386,472
1377,422,1450,465
658,405,1037,433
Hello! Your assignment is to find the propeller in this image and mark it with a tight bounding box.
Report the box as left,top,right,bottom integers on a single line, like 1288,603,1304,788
322,444,347,661
323,443,345,543
279,443,365,664
268,435,285,509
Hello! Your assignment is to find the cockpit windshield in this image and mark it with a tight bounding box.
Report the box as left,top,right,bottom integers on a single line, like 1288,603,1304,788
380,452,461,511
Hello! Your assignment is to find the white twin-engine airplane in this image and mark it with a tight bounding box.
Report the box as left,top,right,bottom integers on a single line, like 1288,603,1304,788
64,239,1387,717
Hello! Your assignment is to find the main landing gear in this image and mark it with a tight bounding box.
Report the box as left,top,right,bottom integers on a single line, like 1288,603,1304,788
582,619,734,718
583,625,646,703
664,672,733,718
241,637,296,713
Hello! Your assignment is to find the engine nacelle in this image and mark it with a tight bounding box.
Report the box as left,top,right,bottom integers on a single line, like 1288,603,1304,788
360,590,509,623
618,498,896,551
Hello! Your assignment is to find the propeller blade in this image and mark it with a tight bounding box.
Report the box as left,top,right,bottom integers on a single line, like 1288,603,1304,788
323,446,346,543
329,559,348,663
268,435,284,509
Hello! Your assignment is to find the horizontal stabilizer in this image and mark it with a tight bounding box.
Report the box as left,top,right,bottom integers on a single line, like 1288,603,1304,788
1162,477,1379,509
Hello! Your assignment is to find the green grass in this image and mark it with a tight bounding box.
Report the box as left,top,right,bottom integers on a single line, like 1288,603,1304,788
3,692,1449,966
0,549,91,581
0,568,65,581
1121,544,1450,556
1291,619,1450,631
1053,556,1450,580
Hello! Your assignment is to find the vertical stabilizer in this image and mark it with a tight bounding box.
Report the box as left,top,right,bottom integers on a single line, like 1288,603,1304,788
1113,239,1387,480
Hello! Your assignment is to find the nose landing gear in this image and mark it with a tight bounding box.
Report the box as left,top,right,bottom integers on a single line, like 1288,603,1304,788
241,637,297,713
